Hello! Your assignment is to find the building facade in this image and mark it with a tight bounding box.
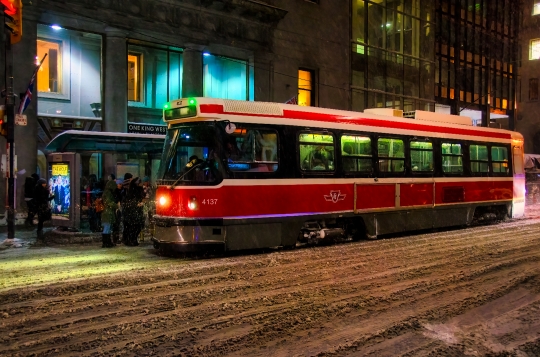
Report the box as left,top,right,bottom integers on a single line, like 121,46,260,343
435,0,521,129
0,0,526,214
517,0,540,153
351,0,436,113
0,0,350,211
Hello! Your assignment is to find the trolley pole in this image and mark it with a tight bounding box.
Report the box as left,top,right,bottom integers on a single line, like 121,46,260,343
5,23,15,239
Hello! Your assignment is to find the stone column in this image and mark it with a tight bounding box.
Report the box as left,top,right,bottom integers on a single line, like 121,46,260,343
103,28,128,177
253,53,273,102
103,28,127,132
12,17,39,214
182,45,204,98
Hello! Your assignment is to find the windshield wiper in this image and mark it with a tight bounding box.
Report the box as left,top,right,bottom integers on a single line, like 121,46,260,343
168,161,204,189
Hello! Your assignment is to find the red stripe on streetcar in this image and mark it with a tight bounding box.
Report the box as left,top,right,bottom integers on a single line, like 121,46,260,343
199,104,511,140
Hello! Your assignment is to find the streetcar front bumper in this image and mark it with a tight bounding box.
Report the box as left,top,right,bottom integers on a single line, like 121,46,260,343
151,218,225,253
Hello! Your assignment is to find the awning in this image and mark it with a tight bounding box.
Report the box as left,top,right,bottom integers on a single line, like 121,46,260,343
45,130,165,154
525,154,540,172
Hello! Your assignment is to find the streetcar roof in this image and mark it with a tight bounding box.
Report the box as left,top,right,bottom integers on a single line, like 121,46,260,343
167,98,519,143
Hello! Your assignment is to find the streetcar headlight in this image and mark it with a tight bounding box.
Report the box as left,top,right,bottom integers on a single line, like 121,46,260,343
158,196,168,206
188,196,198,210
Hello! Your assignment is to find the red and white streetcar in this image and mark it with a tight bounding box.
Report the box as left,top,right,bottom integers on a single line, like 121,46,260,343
152,97,525,253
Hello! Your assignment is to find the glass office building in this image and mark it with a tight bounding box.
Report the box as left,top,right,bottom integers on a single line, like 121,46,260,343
351,0,436,113
434,0,520,128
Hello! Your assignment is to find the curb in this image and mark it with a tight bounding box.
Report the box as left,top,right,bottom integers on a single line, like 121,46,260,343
44,228,102,245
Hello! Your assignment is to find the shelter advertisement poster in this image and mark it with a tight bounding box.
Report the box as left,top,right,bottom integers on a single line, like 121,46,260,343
49,162,71,220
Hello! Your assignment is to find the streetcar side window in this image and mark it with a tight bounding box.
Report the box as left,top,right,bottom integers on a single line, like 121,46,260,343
491,146,509,174
225,127,279,173
377,137,404,173
410,140,433,172
299,133,335,171
470,144,489,173
341,135,372,172
441,142,463,173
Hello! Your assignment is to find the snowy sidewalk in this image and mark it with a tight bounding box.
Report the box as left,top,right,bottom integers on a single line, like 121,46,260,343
0,224,101,249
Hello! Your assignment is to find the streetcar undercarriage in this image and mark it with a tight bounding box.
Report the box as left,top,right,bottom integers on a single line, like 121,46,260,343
151,202,511,254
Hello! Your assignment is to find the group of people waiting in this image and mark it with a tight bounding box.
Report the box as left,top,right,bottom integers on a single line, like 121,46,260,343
101,173,153,248
24,172,154,246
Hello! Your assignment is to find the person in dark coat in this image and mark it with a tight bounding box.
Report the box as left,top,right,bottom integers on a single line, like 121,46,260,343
111,178,123,245
122,177,145,246
33,178,55,240
24,173,39,226
100,180,118,248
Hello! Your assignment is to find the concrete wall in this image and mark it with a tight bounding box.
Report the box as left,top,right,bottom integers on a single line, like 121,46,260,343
266,0,350,109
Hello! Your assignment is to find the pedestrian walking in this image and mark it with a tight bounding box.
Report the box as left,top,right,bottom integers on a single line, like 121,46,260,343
24,173,39,226
100,180,119,248
33,178,54,240
122,177,145,246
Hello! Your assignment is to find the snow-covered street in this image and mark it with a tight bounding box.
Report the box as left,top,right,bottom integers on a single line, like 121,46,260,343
1,207,540,356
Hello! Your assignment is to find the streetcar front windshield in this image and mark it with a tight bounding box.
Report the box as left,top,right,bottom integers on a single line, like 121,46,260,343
158,125,223,185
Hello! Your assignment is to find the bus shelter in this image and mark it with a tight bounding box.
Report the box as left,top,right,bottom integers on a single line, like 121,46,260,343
45,130,165,230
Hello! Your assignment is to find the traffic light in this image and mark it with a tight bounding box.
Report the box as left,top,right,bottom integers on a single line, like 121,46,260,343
0,105,7,137
0,105,6,137
1,0,22,44
0,119,6,137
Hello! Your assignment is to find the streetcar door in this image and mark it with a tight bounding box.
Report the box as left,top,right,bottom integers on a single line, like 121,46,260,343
512,142,525,218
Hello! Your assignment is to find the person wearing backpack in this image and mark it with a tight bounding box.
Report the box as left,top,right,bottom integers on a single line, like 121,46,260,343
34,178,55,240
24,173,39,226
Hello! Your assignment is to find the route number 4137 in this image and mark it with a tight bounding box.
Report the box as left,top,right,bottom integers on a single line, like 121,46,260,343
202,199,218,205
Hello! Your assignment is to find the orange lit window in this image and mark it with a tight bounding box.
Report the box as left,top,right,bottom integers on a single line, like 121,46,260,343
298,69,314,106
534,3,540,15
530,39,540,60
128,53,142,102
37,39,61,93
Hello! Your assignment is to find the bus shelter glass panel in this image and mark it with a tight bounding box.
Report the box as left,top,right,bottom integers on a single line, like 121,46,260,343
49,162,71,218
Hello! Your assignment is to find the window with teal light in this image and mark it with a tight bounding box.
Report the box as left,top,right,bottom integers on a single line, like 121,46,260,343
203,54,249,100
127,43,183,109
